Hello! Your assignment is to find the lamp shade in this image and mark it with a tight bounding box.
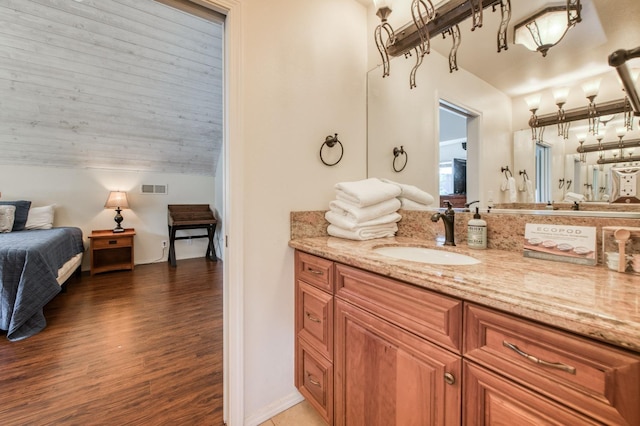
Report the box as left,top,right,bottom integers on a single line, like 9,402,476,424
104,191,129,209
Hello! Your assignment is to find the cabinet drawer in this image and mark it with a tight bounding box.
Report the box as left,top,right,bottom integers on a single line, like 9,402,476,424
92,236,133,249
335,263,462,353
296,340,333,425
464,361,599,425
295,251,334,292
296,281,333,360
464,304,640,426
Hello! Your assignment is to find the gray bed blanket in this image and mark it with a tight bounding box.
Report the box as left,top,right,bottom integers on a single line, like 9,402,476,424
0,227,84,341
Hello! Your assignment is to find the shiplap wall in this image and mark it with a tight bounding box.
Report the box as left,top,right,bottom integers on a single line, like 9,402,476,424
0,0,222,176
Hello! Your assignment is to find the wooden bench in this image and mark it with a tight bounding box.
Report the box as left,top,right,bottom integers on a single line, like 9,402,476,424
167,204,218,267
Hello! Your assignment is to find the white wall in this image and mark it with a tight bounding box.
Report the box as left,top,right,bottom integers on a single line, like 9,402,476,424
0,165,216,266
240,0,368,422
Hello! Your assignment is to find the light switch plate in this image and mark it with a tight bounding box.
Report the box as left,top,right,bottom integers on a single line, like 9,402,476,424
610,166,640,204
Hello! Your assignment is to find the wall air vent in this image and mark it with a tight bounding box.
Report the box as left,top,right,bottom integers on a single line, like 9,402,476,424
141,184,168,195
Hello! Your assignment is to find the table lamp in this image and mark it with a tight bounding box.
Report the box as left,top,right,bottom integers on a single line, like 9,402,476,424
104,191,129,233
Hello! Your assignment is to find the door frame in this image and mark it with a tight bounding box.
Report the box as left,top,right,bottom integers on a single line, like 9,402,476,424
195,0,244,424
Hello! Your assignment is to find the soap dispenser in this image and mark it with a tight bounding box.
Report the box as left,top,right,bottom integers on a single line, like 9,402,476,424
467,207,487,249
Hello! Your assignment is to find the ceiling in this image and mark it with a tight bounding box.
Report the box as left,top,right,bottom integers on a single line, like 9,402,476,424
359,0,640,97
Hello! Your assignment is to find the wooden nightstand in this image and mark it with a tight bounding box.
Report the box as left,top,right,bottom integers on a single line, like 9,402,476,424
89,229,136,276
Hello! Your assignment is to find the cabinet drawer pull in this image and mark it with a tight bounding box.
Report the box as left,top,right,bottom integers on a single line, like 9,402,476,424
444,372,456,385
305,312,321,323
306,372,321,387
307,268,323,275
109,240,118,245
503,341,576,375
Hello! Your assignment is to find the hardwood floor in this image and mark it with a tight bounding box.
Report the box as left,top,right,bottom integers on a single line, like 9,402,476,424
0,258,223,426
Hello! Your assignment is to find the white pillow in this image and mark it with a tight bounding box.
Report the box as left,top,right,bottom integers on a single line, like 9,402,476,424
25,205,55,230
0,205,16,233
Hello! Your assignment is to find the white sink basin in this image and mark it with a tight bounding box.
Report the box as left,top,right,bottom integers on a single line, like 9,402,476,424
373,246,481,266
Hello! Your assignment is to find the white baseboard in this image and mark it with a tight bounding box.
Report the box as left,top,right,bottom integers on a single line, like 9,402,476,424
243,390,304,426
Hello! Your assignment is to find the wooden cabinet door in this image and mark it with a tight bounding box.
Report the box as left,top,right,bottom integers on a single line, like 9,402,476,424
335,299,461,426
463,361,600,425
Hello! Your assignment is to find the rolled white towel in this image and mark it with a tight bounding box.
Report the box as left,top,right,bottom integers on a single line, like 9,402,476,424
335,178,402,208
564,191,585,202
329,198,401,223
525,180,534,202
506,177,517,202
325,210,401,231
327,223,397,241
398,197,431,211
380,179,434,206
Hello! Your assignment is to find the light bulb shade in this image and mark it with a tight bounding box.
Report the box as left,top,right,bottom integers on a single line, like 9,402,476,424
616,127,627,138
553,87,570,105
514,7,571,56
104,191,129,209
374,0,393,21
524,93,542,111
582,79,601,99
373,0,393,10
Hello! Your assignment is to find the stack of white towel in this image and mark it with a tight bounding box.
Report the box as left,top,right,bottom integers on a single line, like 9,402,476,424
326,178,435,240
327,178,402,240
382,178,435,211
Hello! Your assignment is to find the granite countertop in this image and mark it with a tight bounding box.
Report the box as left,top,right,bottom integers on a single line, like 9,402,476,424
289,236,640,353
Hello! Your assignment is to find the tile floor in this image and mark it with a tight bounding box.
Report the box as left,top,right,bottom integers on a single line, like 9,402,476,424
259,400,327,426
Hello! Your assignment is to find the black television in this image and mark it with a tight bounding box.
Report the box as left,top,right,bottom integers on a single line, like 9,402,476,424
453,158,467,194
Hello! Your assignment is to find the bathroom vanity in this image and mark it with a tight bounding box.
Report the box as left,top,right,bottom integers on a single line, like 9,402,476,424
291,235,640,425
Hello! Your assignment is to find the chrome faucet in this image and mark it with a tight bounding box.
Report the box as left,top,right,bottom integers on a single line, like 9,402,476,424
431,201,456,246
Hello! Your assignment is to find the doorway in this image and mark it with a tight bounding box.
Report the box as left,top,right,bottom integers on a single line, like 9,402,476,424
438,100,475,208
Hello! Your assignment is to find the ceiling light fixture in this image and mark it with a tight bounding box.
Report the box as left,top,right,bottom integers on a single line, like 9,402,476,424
514,0,581,57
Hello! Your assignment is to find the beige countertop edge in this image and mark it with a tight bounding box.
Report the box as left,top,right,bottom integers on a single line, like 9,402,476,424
289,236,640,354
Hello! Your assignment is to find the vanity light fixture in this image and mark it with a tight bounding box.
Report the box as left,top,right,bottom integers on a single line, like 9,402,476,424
576,133,587,163
373,0,396,79
373,0,511,89
553,87,570,139
609,47,640,116
577,134,640,166
374,0,435,88
616,126,627,158
513,0,581,57
582,78,601,135
525,93,542,141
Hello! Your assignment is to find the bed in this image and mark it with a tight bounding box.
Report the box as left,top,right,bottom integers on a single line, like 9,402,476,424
0,227,84,341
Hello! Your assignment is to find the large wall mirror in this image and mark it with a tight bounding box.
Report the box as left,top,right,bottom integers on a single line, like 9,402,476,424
365,0,640,214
